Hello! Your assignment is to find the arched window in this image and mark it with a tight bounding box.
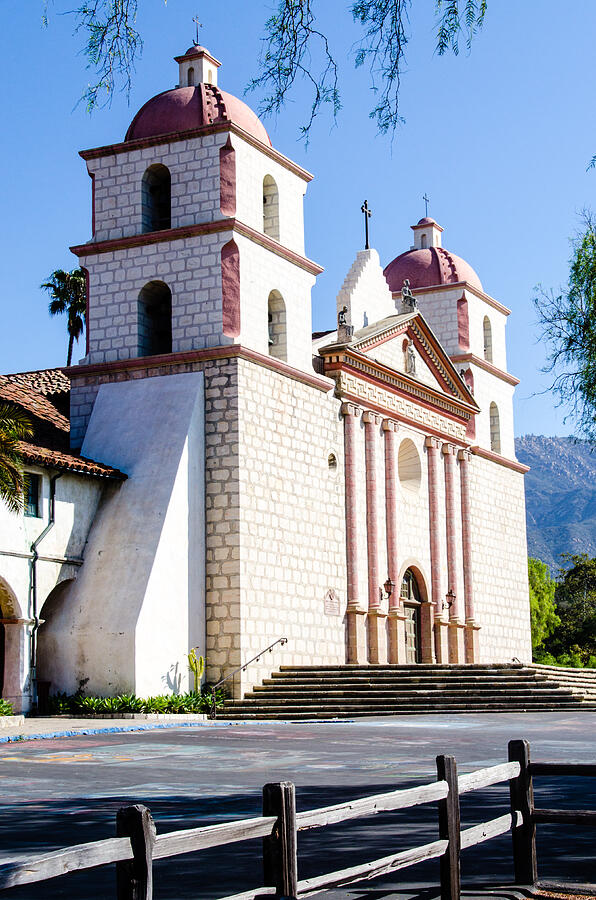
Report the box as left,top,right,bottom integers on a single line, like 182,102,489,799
420,233,427,249
267,290,287,361
263,175,280,241
207,68,213,83
141,164,171,233
483,315,493,363
489,402,501,454
138,281,172,357
187,67,195,86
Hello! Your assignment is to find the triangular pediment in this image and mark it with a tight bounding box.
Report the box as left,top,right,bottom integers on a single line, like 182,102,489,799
350,312,477,406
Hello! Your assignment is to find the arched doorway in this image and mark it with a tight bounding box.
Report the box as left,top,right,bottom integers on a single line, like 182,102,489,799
0,577,25,711
400,569,422,663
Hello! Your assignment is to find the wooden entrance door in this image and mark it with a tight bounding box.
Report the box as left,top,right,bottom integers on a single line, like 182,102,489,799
404,604,421,663
401,569,422,664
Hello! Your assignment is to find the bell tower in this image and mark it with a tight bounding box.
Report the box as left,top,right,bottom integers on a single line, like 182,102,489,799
69,43,322,446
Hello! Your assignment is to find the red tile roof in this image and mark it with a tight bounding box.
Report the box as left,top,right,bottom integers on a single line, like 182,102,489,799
2,368,127,481
19,443,126,481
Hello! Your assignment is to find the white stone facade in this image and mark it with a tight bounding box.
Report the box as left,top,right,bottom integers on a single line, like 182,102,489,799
0,44,533,710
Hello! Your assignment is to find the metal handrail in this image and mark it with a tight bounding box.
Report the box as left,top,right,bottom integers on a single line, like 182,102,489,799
209,637,288,719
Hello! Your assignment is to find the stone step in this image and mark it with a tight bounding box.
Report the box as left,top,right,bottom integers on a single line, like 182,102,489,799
260,675,554,687
219,704,596,719
225,695,590,710
245,689,577,701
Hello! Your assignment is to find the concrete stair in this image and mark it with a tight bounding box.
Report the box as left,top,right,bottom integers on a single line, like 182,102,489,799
218,663,596,720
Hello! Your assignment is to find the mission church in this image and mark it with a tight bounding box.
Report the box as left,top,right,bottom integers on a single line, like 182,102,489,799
0,43,531,712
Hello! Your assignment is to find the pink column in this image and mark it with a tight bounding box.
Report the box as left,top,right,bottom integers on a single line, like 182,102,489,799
363,411,385,664
426,436,447,662
443,444,465,663
342,402,365,664
458,448,480,662
383,419,406,663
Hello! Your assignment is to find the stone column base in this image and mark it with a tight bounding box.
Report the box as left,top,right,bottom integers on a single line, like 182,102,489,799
347,607,367,664
448,619,466,663
434,616,450,663
367,609,388,664
464,619,481,663
420,601,436,663
388,609,407,664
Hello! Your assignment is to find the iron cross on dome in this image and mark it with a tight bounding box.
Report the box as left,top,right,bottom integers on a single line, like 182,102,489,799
361,200,372,250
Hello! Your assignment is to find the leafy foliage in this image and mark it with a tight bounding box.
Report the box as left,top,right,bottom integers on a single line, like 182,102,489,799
41,268,87,367
46,687,226,715
0,403,34,514
534,553,596,667
0,699,14,716
253,0,487,138
44,1,487,137
528,557,559,652
534,213,596,440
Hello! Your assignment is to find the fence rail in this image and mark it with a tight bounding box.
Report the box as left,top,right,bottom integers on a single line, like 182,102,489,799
0,738,593,899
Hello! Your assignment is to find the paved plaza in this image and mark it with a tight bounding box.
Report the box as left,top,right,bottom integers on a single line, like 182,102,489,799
0,713,595,898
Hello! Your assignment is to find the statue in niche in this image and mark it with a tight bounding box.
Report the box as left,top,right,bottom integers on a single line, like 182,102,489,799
401,278,417,311
406,339,416,375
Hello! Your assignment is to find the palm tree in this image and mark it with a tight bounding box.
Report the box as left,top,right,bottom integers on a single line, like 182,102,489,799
0,402,33,514
42,269,87,366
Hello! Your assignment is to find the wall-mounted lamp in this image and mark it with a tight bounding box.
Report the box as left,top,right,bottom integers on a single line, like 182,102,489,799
381,577,395,602
445,589,456,609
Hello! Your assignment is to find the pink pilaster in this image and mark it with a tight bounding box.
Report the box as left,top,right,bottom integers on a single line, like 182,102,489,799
443,443,465,663
426,436,447,662
363,411,385,664
458,448,480,662
341,403,366,663
383,419,405,663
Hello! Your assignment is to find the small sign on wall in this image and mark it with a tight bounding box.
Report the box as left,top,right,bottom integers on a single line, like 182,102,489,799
324,589,341,616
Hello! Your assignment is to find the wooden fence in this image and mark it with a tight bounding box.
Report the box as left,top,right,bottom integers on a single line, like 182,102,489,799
0,738,593,899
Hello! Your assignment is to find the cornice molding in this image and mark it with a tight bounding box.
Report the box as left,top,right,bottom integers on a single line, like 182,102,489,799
80,121,314,182
67,345,334,393
390,281,511,316
450,352,520,386
70,218,323,275
471,445,530,474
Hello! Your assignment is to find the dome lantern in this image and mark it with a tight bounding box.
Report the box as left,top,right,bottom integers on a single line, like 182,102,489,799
174,44,222,88
411,217,443,251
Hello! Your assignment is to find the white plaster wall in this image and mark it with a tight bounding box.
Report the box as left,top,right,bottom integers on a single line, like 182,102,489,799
466,294,508,371
39,374,205,697
232,135,308,256
471,366,516,459
468,455,531,662
371,337,442,391
412,287,462,356
235,233,315,371
0,470,104,710
87,134,226,242
337,250,397,331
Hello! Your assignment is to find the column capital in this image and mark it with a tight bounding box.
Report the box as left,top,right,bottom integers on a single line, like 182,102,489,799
341,401,361,418
442,442,456,456
425,435,441,450
362,410,382,426
457,448,472,463
382,418,399,433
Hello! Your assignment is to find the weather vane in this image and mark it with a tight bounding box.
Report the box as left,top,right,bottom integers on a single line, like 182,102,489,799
423,193,430,217
361,200,372,250
192,15,202,45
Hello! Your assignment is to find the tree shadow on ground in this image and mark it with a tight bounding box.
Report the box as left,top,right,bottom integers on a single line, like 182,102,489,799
0,778,593,898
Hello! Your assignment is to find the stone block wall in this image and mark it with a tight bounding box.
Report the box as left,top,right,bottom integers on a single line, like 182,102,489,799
466,292,508,371
87,134,226,242
232,135,308,256
468,454,531,662
471,366,516,459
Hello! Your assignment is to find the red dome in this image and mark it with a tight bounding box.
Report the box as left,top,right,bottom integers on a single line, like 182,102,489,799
125,84,271,147
383,246,483,292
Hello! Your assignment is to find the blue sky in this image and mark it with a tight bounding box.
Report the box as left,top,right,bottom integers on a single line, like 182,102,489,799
2,1,595,437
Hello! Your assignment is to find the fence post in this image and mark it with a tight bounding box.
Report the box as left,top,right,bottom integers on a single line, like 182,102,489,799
262,781,298,900
116,804,156,900
508,739,537,885
436,755,461,900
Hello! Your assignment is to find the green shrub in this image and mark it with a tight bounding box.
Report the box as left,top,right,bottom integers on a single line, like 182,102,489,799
46,687,225,715
0,699,13,716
